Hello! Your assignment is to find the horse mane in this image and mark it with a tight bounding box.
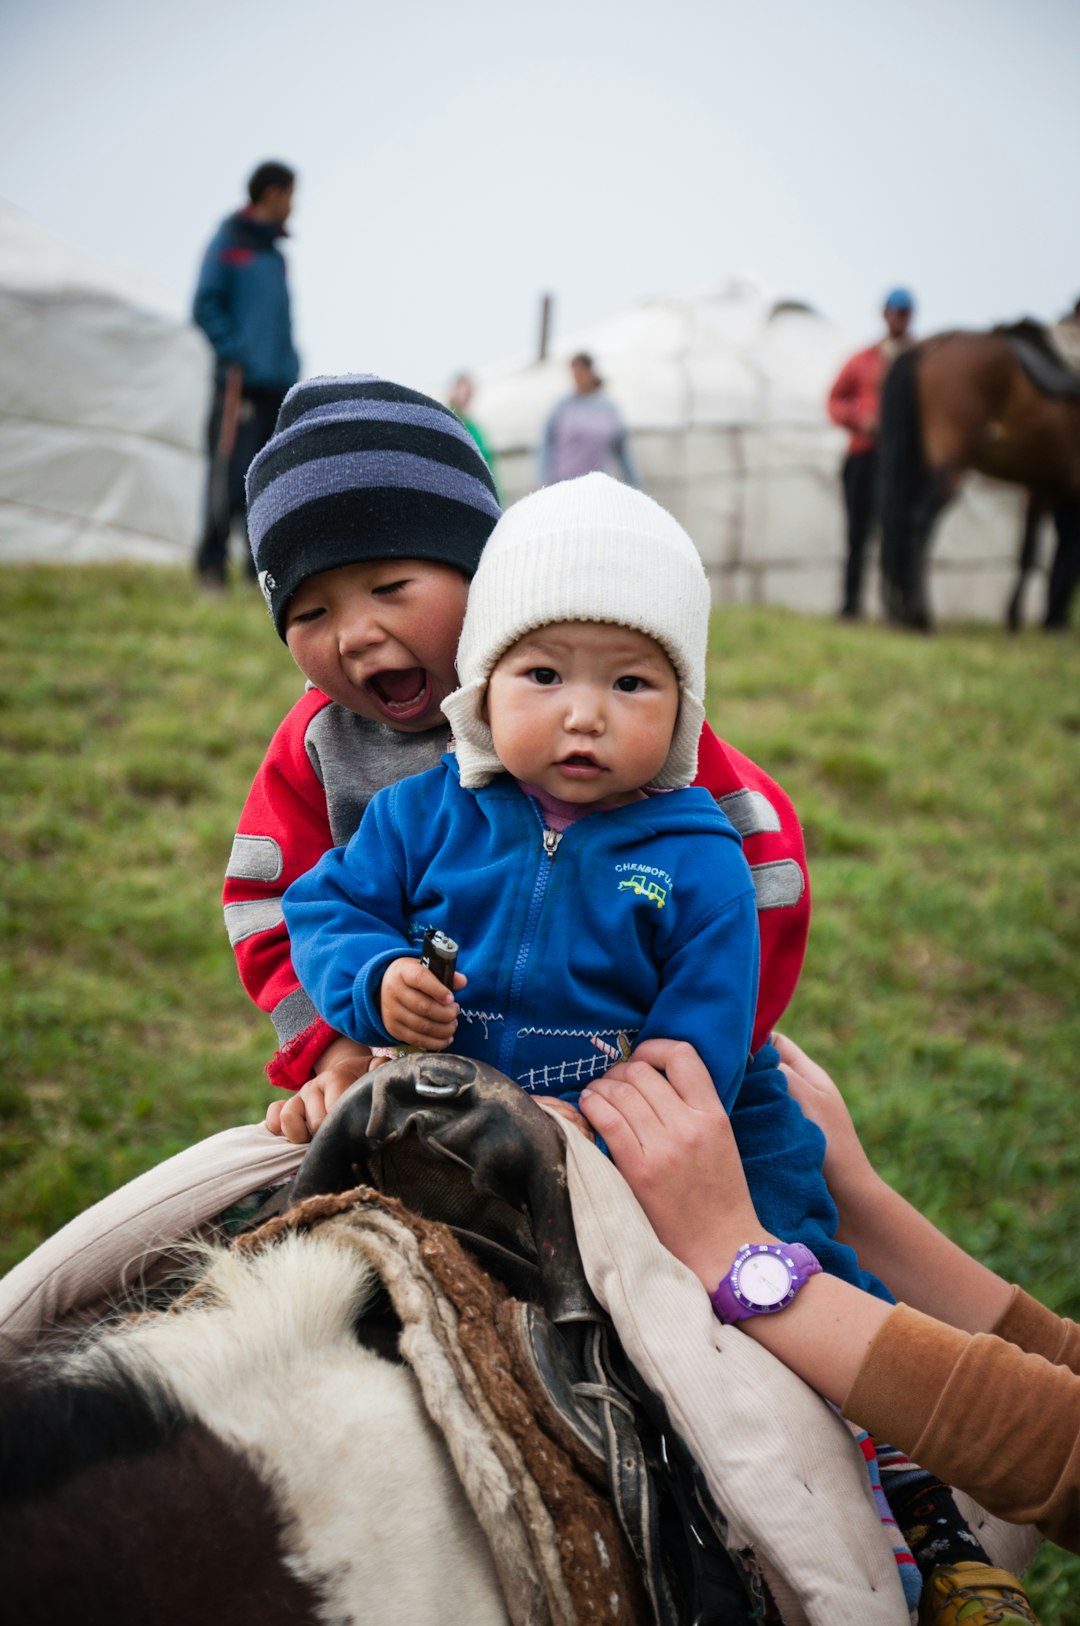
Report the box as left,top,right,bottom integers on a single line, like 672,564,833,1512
877,346,923,538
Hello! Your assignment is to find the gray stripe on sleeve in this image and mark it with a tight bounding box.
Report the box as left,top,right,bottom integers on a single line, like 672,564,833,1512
224,897,285,946
226,834,284,884
750,859,805,911
271,986,322,1046
715,789,782,837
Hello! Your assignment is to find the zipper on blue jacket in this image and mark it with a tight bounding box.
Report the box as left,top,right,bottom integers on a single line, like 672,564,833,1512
496,802,562,1078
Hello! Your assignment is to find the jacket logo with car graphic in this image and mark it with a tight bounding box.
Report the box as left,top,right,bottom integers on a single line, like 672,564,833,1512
614,860,673,910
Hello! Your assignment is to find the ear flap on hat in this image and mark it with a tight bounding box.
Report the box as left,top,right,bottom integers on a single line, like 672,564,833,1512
441,680,505,787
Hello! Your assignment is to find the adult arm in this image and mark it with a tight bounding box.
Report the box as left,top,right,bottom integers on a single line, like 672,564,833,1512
773,1032,1013,1333
192,232,240,362
579,1040,1080,1549
844,1303,1080,1548
826,353,866,433
578,1038,893,1385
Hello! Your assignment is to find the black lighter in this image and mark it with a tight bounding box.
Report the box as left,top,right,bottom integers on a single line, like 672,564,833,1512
420,927,458,990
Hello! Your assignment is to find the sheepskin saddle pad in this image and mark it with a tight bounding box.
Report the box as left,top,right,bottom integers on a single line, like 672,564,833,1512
261,1054,764,1626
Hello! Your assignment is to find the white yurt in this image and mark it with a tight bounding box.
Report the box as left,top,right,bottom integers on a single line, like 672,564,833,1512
469,280,1025,620
0,201,211,564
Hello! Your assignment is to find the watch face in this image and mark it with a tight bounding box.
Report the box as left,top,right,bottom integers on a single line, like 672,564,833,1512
735,1250,793,1309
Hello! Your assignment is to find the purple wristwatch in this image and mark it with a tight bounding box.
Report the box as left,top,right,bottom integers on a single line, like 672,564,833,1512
709,1242,822,1325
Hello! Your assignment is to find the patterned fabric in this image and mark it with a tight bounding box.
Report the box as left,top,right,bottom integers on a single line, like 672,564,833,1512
843,1423,921,1613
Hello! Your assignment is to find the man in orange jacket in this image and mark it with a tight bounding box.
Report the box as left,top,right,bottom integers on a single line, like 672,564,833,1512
827,288,915,618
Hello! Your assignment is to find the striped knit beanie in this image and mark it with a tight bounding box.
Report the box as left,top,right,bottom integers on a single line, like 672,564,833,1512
442,473,711,789
245,375,502,639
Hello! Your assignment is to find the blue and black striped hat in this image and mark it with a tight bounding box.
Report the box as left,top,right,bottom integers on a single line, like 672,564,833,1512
245,374,502,639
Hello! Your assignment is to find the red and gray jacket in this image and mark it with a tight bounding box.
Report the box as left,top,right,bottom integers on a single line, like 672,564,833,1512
225,689,810,1087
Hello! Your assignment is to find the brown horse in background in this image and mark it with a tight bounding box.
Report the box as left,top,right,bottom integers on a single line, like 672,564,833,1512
878,327,1080,629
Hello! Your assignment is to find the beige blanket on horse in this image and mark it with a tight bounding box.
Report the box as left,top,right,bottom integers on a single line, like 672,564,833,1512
557,1124,1039,1626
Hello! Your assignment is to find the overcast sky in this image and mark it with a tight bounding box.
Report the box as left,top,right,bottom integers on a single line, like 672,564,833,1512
2,0,1078,389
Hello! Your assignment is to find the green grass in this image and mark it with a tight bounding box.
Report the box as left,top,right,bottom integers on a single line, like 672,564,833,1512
2,566,1078,1616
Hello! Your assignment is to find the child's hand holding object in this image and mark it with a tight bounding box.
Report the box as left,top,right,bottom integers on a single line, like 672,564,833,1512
380,958,468,1050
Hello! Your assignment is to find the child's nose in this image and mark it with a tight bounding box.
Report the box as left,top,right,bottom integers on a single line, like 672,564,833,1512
338,608,384,653
564,689,605,733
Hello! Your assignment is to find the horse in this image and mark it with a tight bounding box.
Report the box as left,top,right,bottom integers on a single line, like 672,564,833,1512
0,1056,1036,1624
877,324,1080,630
0,1057,757,1626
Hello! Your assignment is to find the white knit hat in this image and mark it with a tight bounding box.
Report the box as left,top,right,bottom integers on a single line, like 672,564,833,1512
442,472,711,789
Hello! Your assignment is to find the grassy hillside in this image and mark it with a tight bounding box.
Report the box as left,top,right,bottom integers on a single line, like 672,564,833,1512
2,566,1078,1616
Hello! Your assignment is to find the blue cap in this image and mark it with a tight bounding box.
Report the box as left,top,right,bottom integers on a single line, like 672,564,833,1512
884,287,914,313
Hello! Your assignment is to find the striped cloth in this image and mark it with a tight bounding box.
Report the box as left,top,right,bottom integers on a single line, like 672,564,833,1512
245,374,501,638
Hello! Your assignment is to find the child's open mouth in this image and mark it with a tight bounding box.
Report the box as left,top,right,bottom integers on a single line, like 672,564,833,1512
367,667,433,720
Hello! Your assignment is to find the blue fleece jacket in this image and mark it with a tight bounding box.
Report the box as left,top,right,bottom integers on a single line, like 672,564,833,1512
286,756,758,1103
192,210,299,390
285,756,891,1298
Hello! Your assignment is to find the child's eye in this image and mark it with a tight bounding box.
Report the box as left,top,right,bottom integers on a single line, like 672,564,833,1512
527,667,560,686
373,579,409,597
289,606,325,626
614,675,647,692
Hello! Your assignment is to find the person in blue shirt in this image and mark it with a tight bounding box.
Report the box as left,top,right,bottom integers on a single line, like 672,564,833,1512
284,473,884,1294
192,160,301,589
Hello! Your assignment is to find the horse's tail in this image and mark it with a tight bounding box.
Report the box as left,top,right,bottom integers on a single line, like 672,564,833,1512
877,347,924,608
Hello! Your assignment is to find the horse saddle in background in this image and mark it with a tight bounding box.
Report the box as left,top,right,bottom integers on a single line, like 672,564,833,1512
996,317,1080,398
258,1053,765,1626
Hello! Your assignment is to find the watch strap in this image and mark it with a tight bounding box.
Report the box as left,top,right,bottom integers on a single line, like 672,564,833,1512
709,1242,822,1325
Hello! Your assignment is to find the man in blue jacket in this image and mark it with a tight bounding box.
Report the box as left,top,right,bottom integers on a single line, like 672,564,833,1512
192,161,300,589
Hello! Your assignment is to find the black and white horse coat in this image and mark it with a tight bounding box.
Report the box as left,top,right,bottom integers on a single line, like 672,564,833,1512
0,1060,701,1626
1,1229,509,1626
0,1057,1038,1626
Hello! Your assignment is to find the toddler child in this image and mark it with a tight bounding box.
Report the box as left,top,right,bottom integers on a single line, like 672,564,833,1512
230,377,811,1144
284,473,879,1288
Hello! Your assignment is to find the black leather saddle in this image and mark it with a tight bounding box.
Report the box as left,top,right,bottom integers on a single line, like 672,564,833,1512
996,319,1080,399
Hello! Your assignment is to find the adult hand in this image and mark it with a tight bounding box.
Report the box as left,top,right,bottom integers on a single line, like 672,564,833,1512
266,1035,377,1145
772,1032,878,1210
583,1038,901,1408
580,1039,776,1289
379,958,467,1050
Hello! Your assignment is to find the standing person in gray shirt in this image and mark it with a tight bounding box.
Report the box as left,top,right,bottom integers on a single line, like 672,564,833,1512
539,353,638,487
